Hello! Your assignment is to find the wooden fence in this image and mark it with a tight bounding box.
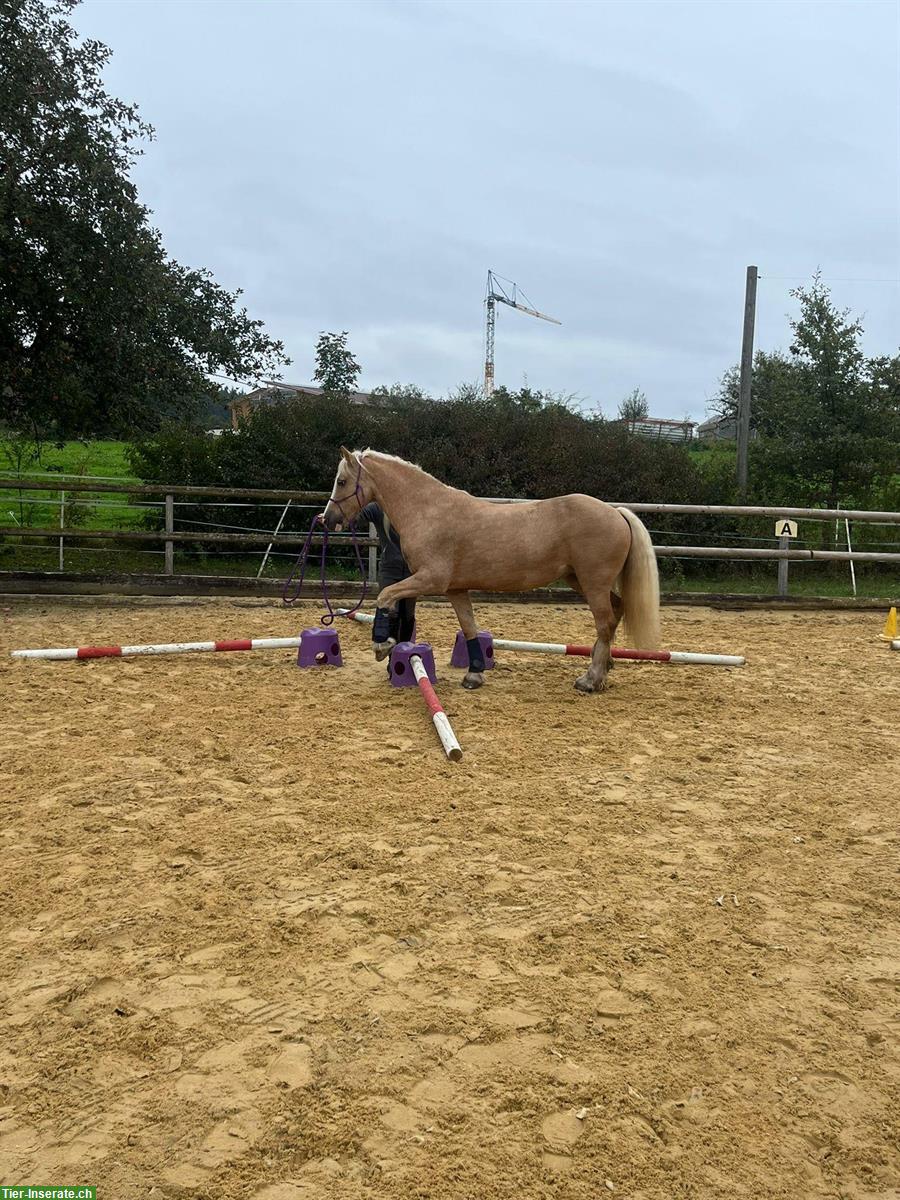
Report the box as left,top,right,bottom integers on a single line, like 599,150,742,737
2,477,899,601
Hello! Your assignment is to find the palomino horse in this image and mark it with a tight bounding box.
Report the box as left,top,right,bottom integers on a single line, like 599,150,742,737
322,448,660,693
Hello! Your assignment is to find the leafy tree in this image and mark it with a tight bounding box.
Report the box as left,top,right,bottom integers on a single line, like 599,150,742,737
369,382,432,405
711,351,805,437
618,388,649,430
712,276,900,508
0,0,288,441
313,331,360,401
492,384,544,412
202,384,240,430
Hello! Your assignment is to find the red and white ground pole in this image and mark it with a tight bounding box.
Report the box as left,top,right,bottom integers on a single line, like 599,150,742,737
409,654,463,762
10,637,302,660
11,616,744,669
493,639,745,667
339,611,744,668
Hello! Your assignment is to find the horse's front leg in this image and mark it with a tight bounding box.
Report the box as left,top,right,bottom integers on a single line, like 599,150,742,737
376,571,444,617
447,590,485,690
372,575,432,660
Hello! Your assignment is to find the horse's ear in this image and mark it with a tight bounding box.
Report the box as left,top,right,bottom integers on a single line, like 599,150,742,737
339,445,354,464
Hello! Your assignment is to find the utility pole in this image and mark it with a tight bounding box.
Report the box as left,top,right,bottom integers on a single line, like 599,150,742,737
736,264,758,499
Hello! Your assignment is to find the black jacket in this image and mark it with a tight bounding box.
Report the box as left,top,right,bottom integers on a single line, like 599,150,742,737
358,502,410,583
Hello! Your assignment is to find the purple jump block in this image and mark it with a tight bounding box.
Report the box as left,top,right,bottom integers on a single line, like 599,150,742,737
297,627,343,667
449,630,495,670
388,641,437,688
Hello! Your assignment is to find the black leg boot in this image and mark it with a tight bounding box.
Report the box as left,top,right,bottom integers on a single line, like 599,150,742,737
373,607,396,661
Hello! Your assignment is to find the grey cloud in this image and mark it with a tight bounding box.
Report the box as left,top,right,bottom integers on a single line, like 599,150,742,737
78,0,899,418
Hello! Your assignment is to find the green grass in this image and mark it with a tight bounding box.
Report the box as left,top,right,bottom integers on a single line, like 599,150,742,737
687,442,735,462
0,439,135,480
0,439,141,531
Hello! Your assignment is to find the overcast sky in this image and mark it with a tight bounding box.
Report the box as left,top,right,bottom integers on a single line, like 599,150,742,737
76,0,899,419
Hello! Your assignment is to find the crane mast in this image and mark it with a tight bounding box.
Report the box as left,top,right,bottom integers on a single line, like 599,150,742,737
483,270,561,398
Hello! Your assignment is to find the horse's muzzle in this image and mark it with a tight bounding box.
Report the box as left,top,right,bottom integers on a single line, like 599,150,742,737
321,506,343,532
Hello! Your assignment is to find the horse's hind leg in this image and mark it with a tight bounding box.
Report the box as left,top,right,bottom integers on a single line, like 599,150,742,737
573,580,619,694
447,590,486,690
608,590,625,668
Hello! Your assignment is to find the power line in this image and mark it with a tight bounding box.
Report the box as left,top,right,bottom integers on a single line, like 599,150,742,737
759,276,900,284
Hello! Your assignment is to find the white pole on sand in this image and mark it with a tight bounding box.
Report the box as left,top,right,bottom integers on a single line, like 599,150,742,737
338,611,745,667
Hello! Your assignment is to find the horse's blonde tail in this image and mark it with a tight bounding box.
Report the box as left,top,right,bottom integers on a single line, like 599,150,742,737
616,508,661,649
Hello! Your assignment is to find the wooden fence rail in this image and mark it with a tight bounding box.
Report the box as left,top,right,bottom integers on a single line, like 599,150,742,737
0,527,376,549
2,527,899,564
3,477,900,525
0,478,329,502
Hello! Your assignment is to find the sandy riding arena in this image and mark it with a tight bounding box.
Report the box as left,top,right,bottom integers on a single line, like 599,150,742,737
1,598,898,1199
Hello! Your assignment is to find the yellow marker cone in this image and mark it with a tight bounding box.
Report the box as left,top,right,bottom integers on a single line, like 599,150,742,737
881,607,898,640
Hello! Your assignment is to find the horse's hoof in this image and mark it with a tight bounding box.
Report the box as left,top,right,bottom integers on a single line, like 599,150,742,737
462,673,484,690
374,639,395,662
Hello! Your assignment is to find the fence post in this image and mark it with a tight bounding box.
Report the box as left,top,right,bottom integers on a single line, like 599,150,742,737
164,493,174,575
59,490,65,571
777,535,790,596
368,522,378,584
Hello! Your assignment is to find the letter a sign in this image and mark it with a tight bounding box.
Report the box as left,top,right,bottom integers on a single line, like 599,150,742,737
775,520,798,538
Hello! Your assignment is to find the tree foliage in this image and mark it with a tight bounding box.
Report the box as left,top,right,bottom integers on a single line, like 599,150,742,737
618,387,649,428
313,331,360,402
712,276,900,508
0,0,288,441
131,388,720,509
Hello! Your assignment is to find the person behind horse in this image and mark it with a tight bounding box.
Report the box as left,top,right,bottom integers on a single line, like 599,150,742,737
357,501,416,659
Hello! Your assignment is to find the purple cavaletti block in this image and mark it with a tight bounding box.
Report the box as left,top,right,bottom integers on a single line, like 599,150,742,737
388,641,436,688
449,630,495,669
297,628,343,667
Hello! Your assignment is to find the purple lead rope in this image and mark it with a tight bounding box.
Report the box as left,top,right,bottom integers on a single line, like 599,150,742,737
282,515,369,624
282,462,370,622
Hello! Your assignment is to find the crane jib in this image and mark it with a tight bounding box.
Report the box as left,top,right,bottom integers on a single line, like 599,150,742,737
484,269,561,397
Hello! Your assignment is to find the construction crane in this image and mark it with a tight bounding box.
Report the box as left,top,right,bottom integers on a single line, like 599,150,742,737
483,270,561,398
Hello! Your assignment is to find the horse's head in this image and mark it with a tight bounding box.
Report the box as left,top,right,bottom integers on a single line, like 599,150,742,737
322,446,374,530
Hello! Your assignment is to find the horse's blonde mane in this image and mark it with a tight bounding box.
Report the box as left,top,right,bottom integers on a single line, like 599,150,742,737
358,449,422,470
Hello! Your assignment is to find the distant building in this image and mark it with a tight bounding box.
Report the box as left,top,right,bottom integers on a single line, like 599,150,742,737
618,416,696,444
229,383,385,429
697,414,739,441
